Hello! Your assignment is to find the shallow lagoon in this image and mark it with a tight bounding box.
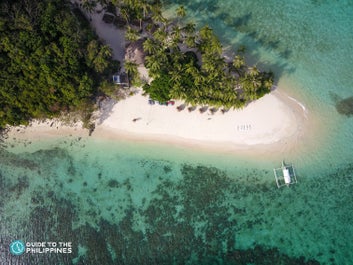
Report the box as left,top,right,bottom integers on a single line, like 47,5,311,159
1,135,353,264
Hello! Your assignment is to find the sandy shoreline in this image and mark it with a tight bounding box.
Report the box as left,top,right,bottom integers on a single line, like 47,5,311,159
5,88,309,157
101,90,305,145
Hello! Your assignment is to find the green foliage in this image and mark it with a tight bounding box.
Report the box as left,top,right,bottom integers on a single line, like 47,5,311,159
176,5,186,18
87,40,113,73
124,60,139,85
142,16,274,109
98,80,118,98
125,26,139,42
143,73,172,102
0,0,116,128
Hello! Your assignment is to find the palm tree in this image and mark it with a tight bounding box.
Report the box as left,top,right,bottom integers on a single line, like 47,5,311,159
125,26,139,42
170,69,182,83
145,55,162,76
143,38,159,54
99,45,112,57
251,77,262,89
150,1,163,18
176,5,186,19
136,12,144,30
208,37,222,55
155,49,168,65
248,65,259,77
81,0,96,13
263,77,273,90
182,22,196,44
184,62,198,76
199,25,213,40
185,35,197,48
192,71,204,87
183,22,196,36
198,26,222,55
93,45,112,73
120,6,130,24
151,7,167,26
153,28,168,45
232,55,245,72
263,71,274,90
171,24,181,42
170,50,185,65
139,0,151,19
170,82,184,99
124,60,138,81
202,57,216,73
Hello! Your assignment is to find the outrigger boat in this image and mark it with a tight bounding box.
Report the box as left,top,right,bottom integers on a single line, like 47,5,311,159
273,161,297,188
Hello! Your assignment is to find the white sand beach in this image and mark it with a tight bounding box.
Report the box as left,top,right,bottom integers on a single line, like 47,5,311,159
98,90,305,145
6,88,309,156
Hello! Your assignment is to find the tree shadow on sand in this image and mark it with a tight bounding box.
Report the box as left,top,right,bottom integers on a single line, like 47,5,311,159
96,98,117,125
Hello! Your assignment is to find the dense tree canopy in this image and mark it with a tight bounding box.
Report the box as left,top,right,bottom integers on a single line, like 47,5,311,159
143,73,172,102
0,0,116,128
140,7,274,108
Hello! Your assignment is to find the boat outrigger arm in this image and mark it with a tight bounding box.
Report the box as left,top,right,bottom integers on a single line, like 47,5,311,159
273,161,298,188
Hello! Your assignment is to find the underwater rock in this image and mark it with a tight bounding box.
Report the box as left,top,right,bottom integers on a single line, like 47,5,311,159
107,179,120,188
163,165,172,173
330,92,353,116
336,96,353,116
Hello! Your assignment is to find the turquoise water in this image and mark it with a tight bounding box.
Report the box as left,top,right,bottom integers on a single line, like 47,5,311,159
1,1,353,264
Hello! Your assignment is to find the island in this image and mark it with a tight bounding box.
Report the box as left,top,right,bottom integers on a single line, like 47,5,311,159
0,0,308,153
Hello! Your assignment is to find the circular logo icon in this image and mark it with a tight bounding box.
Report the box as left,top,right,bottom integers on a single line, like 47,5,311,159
9,240,26,256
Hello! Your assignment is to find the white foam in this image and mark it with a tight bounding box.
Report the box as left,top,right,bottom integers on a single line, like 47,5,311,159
288,96,307,117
